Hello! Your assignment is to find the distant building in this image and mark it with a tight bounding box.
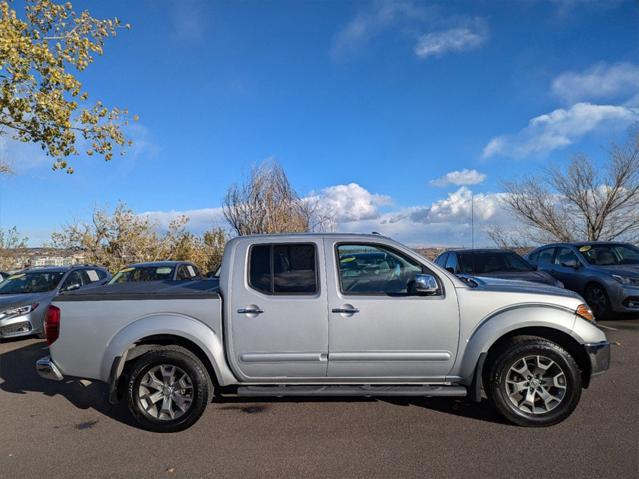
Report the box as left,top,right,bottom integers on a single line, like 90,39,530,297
0,248,86,271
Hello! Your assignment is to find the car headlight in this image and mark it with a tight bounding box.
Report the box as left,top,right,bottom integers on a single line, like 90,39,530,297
612,274,639,286
0,303,38,320
576,304,595,322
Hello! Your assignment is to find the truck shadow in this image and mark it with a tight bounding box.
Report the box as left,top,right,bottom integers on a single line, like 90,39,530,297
0,339,137,428
1,339,508,428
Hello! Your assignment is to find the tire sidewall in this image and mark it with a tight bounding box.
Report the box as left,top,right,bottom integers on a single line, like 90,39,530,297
489,341,582,427
585,284,611,319
127,349,209,433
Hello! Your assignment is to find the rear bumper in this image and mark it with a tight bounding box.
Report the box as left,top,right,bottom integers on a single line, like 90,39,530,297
584,341,611,377
36,356,64,381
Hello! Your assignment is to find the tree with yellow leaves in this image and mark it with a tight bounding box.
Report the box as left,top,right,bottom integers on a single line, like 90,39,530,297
0,0,135,173
51,203,227,274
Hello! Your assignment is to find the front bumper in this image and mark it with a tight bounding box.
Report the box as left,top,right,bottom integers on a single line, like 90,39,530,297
609,284,639,313
0,311,39,338
584,341,611,377
36,356,64,381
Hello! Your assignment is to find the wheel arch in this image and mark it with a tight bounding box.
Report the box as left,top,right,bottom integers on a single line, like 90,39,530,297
457,304,591,388
482,326,592,389
101,314,237,403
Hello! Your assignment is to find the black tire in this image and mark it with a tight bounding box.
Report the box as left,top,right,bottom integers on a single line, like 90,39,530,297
126,346,210,432
486,337,582,427
585,283,612,320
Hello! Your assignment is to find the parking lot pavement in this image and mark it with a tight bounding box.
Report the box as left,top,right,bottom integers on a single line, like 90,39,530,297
0,319,637,479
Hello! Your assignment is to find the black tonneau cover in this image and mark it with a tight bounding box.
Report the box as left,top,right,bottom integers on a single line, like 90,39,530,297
55,279,220,302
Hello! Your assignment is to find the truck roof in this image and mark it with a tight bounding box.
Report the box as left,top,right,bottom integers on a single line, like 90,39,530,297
228,232,393,241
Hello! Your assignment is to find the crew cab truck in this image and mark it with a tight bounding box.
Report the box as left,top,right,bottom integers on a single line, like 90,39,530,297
36,234,611,432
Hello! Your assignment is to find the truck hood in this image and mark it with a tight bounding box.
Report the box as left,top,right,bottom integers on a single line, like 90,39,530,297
464,276,581,301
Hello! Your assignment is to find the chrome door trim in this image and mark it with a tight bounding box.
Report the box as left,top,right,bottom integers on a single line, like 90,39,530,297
330,351,452,362
240,352,327,363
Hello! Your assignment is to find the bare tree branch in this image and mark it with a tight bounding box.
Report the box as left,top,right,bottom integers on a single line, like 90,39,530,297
500,128,639,243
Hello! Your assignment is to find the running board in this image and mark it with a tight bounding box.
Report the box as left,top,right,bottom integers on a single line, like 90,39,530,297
236,385,467,398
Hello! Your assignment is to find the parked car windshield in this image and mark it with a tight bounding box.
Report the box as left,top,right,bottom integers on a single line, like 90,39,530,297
458,251,534,275
579,244,639,266
109,265,175,284
0,271,64,294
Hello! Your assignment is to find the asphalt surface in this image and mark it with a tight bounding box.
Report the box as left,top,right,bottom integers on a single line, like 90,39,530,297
0,318,637,479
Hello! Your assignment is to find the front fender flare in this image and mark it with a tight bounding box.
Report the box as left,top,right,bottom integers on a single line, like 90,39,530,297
457,304,581,384
100,314,237,387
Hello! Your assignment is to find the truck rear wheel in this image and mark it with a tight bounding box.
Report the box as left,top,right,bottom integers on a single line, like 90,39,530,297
126,346,210,432
486,337,582,427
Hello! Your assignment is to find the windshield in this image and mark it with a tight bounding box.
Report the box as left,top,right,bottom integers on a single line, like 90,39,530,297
458,252,534,274
109,265,175,284
579,244,639,266
0,271,64,294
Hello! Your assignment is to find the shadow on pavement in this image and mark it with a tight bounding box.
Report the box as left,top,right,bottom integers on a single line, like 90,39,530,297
0,340,520,428
0,339,136,427
213,395,509,426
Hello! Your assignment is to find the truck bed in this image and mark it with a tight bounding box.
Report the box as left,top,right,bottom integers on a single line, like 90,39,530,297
56,279,220,301
49,279,223,382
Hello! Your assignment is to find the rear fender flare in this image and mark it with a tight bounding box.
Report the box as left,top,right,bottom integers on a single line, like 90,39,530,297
101,314,237,387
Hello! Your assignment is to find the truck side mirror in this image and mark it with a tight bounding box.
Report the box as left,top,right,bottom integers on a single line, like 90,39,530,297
409,274,440,296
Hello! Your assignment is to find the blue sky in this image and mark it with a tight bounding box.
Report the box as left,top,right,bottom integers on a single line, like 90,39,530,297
1,0,638,246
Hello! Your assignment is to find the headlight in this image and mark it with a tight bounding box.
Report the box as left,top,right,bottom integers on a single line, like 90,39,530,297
576,304,595,322
612,274,639,286
0,303,38,320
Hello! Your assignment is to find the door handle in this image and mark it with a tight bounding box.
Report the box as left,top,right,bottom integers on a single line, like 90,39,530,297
237,308,264,315
331,307,360,314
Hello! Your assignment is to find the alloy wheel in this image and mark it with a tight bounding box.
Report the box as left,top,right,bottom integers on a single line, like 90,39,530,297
505,355,567,415
586,286,608,316
137,364,194,421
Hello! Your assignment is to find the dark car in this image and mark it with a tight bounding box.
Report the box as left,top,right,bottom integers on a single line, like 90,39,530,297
0,264,110,339
109,261,202,284
434,249,564,288
525,242,639,318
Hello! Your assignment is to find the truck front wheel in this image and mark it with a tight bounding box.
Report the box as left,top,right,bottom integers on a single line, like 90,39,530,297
126,346,210,432
487,337,582,427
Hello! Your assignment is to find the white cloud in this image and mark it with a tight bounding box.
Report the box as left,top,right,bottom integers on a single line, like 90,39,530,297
414,25,487,59
308,183,392,222
135,184,515,247
331,2,488,62
331,0,430,60
430,169,486,187
482,102,639,159
333,186,512,246
552,62,639,104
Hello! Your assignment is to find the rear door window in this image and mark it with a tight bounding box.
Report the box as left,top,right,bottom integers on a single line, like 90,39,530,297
249,243,318,295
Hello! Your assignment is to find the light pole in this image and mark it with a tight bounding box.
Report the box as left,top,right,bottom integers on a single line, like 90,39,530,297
470,190,475,250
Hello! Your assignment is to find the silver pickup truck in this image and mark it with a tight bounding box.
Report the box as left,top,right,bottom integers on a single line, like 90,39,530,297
36,233,610,432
